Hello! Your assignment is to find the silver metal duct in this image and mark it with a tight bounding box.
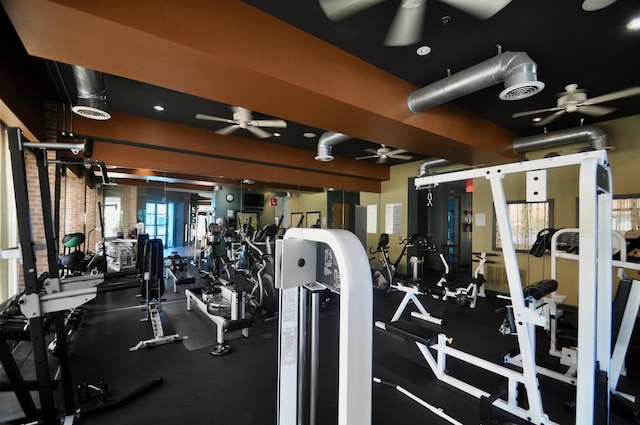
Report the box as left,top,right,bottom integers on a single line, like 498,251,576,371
71,66,111,120
315,131,352,161
407,51,544,114
513,125,609,153
418,158,453,177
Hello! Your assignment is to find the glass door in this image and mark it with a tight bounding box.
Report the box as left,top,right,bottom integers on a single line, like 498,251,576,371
145,202,167,246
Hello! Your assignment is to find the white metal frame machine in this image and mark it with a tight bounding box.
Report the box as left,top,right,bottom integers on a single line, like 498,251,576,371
275,228,372,425
414,150,613,425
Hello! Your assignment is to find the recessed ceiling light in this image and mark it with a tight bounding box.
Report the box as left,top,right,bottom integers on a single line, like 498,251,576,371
153,105,165,111
416,45,431,56
532,117,542,123
627,16,640,30
303,132,316,138
273,132,281,137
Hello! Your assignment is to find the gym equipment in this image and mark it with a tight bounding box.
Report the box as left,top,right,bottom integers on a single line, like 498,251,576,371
428,251,491,308
130,238,186,351
166,251,196,293
185,285,254,356
7,128,104,424
191,208,213,267
369,233,414,291
234,220,280,318
370,233,443,324
499,227,640,422
412,149,613,424
5,127,162,424
276,228,372,425
60,232,86,276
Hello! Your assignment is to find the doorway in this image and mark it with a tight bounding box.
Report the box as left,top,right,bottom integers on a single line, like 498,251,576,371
332,202,350,229
145,202,175,248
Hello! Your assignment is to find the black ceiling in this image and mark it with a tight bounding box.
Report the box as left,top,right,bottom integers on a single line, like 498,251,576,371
240,0,640,138
15,0,640,166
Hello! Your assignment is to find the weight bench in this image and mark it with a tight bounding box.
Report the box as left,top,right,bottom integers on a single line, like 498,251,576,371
374,320,461,424
130,239,186,351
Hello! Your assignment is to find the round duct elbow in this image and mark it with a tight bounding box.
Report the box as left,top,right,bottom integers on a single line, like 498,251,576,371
513,125,609,153
315,132,352,161
71,66,111,120
315,143,334,161
407,51,544,114
499,58,545,101
418,158,453,177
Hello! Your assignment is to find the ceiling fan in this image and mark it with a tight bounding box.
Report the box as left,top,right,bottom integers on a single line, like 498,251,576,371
512,84,640,127
318,0,512,46
196,106,287,139
355,144,414,163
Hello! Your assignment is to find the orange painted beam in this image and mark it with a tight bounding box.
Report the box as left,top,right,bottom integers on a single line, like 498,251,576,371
91,141,382,193
71,111,389,183
3,0,520,167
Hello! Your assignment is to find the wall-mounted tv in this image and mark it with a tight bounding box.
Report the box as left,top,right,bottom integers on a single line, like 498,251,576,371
243,192,264,209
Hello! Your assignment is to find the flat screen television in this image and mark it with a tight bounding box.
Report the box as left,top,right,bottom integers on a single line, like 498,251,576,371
243,193,264,209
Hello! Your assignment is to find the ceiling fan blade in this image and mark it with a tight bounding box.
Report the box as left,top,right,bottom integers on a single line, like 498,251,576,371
440,0,511,19
196,113,235,124
247,126,273,139
384,0,426,46
582,0,617,11
578,105,616,116
533,110,566,127
388,154,414,160
386,148,408,156
512,106,563,119
363,148,379,155
318,0,384,20
249,119,288,129
586,87,640,105
215,125,240,135
355,155,379,160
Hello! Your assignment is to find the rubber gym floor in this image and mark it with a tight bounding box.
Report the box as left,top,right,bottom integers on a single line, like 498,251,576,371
3,261,640,425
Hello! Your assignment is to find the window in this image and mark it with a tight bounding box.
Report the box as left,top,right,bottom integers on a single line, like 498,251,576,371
1,121,19,303
494,200,554,252
103,196,122,238
612,195,640,233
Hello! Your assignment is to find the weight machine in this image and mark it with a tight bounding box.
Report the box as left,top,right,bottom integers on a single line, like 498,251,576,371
402,149,613,425
506,228,640,409
5,128,103,424
275,228,372,425
428,251,491,308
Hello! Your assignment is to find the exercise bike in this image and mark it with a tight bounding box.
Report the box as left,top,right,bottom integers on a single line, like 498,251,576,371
370,234,444,325
370,233,415,292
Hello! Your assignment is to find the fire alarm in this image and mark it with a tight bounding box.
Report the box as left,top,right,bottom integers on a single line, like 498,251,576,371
270,198,277,206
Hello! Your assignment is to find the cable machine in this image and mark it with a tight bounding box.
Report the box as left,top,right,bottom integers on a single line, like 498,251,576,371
6,127,104,424
275,228,372,425
410,149,613,425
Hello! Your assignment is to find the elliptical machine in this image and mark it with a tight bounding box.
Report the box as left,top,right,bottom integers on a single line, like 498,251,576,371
234,217,282,319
